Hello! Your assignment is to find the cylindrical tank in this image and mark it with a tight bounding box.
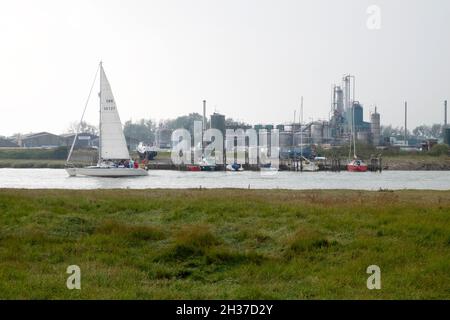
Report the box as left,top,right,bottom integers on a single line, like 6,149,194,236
444,127,450,146
279,132,293,148
371,112,381,146
310,123,323,144
335,86,344,114
322,122,330,142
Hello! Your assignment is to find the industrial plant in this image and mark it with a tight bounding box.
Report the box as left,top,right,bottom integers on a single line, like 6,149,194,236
193,75,384,160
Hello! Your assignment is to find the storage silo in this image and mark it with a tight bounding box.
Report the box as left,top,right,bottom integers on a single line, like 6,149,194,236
322,122,331,143
310,123,323,144
279,131,293,148
444,127,450,146
335,86,344,114
370,108,381,146
293,131,309,146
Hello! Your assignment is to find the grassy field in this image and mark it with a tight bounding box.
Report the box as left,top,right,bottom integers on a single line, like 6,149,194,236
0,189,449,299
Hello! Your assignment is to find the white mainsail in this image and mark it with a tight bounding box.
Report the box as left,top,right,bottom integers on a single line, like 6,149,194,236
99,64,130,160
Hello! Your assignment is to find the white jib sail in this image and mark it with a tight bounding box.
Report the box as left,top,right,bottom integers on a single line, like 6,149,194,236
99,65,130,160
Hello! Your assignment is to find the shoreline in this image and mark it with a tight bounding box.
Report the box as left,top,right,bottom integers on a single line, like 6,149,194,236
1,164,450,171
1,155,450,171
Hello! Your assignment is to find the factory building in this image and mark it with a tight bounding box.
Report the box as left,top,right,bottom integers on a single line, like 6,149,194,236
61,133,98,149
444,128,450,146
328,75,382,146
0,137,19,147
20,132,66,148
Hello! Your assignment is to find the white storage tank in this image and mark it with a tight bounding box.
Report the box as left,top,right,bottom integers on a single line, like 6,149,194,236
311,123,323,144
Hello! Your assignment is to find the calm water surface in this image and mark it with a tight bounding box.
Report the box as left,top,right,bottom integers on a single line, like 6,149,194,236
1,169,450,190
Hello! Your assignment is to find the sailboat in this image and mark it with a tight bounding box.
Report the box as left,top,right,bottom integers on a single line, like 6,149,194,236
299,96,319,172
347,103,368,172
66,62,148,177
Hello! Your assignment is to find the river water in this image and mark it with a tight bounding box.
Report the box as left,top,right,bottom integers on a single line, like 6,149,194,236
0,169,450,190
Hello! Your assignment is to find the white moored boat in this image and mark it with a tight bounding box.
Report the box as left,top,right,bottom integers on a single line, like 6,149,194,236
66,62,148,177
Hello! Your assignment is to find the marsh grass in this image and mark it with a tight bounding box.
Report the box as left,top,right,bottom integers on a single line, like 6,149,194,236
0,189,449,299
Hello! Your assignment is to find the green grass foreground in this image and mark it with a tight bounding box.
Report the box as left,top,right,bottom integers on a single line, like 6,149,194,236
0,189,449,299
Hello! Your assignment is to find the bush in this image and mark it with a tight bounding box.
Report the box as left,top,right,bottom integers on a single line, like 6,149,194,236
428,144,449,156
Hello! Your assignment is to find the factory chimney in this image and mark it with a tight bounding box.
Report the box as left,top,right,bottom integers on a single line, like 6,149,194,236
404,101,408,146
445,100,448,127
203,100,207,132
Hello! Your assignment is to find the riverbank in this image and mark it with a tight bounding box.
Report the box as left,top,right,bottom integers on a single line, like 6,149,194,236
0,189,448,299
1,148,449,170
383,155,450,170
1,156,450,170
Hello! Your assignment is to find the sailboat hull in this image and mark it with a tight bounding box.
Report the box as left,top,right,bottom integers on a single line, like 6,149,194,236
66,167,148,177
301,163,319,172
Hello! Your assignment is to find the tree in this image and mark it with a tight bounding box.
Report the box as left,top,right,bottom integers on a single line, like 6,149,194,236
225,117,250,127
430,124,443,139
123,119,155,144
67,121,98,135
381,125,405,137
429,144,449,156
412,125,431,138
163,113,204,133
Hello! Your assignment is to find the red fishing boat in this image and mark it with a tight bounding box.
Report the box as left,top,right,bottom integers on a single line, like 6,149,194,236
347,158,368,172
186,164,201,171
346,99,368,173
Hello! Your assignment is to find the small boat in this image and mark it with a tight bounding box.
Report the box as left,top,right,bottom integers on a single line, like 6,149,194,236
259,163,278,172
199,156,216,171
346,101,367,173
66,62,148,177
297,99,319,172
226,162,244,171
185,156,216,171
186,164,201,171
300,156,319,172
347,158,368,172
137,142,157,161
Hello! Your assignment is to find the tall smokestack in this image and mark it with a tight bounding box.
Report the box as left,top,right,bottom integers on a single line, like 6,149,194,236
445,100,448,127
404,101,408,145
203,100,206,132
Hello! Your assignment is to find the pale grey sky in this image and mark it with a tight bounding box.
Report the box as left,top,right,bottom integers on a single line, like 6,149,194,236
0,0,449,136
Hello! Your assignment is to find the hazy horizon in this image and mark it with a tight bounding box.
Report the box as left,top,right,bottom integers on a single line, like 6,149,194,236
1,0,449,136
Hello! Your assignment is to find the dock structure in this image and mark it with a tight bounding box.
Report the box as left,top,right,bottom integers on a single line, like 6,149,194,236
368,154,383,172
146,151,383,172
330,157,341,172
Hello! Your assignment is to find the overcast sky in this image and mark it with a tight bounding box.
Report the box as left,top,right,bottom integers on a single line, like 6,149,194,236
0,0,449,136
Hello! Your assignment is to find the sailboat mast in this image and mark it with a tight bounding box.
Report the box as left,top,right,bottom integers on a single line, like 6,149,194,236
352,76,356,158
300,96,303,158
98,61,102,165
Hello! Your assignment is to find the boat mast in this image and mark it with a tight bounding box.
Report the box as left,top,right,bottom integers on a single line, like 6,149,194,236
98,61,103,165
300,96,303,158
352,76,356,159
